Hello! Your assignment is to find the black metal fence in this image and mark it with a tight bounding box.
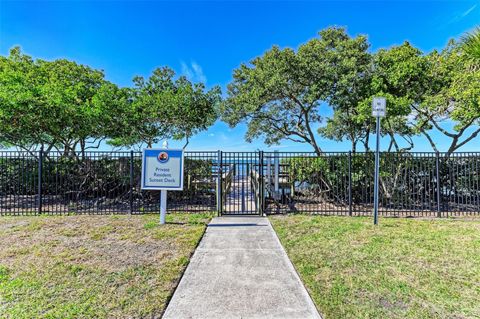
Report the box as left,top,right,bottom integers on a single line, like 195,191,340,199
1,150,479,217
0,150,218,215
261,152,480,217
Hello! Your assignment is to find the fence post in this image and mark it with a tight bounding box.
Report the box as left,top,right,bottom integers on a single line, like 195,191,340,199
216,150,222,216
348,151,352,216
274,150,279,200
130,150,134,214
37,146,43,214
435,151,441,218
259,151,264,216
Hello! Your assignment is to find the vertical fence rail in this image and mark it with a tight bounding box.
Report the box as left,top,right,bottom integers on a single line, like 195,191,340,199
259,151,264,216
37,147,43,214
129,150,134,214
436,152,441,217
217,150,222,216
348,151,352,216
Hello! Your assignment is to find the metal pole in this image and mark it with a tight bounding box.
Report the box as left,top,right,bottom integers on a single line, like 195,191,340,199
267,157,271,196
241,181,246,212
160,190,167,224
436,151,441,217
129,150,134,214
216,150,222,216
160,140,168,224
373,116,380,225
274,150,279,199
259,151,264,216
348,151,352,216
38,146,43,214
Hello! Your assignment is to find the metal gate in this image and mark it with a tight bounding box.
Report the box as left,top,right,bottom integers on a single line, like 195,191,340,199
218,152,263,215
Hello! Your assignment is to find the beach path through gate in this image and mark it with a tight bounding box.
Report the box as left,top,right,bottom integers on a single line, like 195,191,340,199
162,216,322,319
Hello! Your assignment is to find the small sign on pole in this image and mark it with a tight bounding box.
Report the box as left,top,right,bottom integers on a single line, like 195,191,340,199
372,97,386,225
141,144,184,224
372,97,386,117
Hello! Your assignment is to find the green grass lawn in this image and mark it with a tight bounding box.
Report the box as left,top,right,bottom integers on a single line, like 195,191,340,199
0,213,213,319
270,215,480,319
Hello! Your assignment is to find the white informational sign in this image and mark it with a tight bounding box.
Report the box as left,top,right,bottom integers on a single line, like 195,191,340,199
372,97,386,117
141,149,184,190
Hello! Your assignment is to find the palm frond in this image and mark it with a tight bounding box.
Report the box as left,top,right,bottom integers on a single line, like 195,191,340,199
461,26,480,59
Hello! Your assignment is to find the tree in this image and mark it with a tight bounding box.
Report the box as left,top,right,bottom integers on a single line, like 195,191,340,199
316,29,372,152
0,47,41,151
365,42,429,152
222,26,480,155
412,41,480,156
321,42,432,152
324,39,480,155
221,27,370,155
0,48,220,153
38,58,110,156
0,47,114,157
319,111,370,152
107,67,221,148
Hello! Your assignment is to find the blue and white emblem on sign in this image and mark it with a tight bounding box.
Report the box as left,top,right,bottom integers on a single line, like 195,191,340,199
141,149,184,190
157,152,169,163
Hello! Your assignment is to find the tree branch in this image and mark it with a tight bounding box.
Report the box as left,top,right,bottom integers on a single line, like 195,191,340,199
421,131,439,153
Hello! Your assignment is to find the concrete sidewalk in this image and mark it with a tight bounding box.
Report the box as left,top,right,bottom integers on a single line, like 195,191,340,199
162,217,321,319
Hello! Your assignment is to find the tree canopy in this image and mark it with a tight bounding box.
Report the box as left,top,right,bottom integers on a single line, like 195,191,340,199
1,25,479,155
222,26,480,154
0,48,220,155
0,47,109,155
106,67,220,148
321,41,428,152
412,42,480,155
221,27,370,155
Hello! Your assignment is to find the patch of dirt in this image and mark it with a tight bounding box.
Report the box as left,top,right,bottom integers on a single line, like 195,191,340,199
61,237,175,271
0,219,30,231
379,297,408,310
0,215,191,273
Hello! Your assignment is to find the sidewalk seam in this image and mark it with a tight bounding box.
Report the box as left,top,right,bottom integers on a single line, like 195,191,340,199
268,218,323,319
159,217,213,318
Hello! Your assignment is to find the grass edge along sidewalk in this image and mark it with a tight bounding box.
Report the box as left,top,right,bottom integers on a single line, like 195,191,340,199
270,215,480,319
0,213,213,319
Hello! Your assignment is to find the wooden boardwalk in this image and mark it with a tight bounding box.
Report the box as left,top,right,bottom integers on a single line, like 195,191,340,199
223,175,257,214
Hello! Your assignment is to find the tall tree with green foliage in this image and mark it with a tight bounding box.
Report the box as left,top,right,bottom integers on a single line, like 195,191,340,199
322,41,435,152
221,27,370,155
0,47,112,156
0,47,40,151
223,27,480,154
412,41,480,156
324,39,480,155
107,67,221,148
0,48,220,153
366,42,429,152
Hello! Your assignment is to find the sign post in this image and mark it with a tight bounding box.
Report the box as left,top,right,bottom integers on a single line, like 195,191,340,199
141,141,184,225
372,97,386,225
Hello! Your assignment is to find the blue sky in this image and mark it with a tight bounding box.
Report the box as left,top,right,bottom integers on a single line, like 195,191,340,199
1,0,479,152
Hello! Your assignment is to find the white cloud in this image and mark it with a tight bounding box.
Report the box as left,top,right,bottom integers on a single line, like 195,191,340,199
191,62,207,83
461,4,477,18
448,4,477,24
181,61,193,80
180,61,207,83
